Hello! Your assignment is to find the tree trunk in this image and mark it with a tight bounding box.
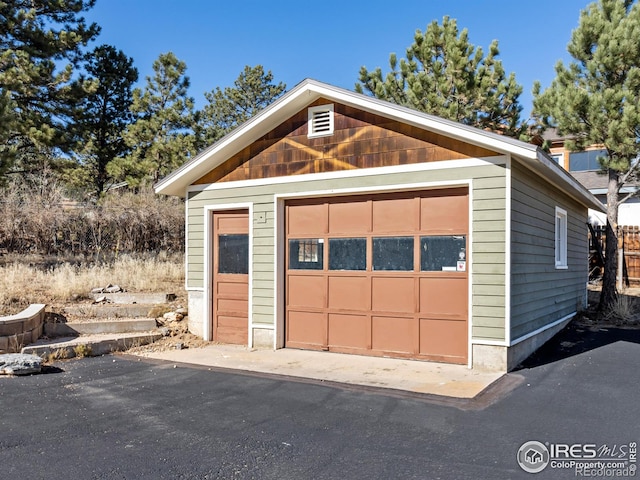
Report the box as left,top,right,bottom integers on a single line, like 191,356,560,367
598,168,620,312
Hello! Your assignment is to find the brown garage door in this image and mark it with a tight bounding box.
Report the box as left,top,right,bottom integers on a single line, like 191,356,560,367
285,188,468,364
212,210,249,344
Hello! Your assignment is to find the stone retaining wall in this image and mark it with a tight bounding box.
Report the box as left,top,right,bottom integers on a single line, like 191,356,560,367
0,305,46,353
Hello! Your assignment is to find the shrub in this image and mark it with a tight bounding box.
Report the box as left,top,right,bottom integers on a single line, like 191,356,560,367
603,294,639,325
0,178,184,258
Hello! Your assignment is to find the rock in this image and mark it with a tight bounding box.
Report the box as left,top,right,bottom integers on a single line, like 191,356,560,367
163,312,184,322
91,284,124,294
175,307,188,316
160,327,170,337
0,353,42,376
93,296,108,304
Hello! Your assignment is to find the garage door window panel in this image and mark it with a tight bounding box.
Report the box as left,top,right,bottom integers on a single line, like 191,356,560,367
420,236,466,272
329,238,366,270
289,239,324,270
373,237,414,271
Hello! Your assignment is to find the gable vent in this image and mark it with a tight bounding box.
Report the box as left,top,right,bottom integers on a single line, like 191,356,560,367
308,104,334,138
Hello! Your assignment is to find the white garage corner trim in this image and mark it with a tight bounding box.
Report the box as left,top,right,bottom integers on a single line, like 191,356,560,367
274,197,285,350
467,181,474,369
505,155,513,346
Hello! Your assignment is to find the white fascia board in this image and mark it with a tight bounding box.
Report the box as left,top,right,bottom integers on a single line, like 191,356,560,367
591,186,639,195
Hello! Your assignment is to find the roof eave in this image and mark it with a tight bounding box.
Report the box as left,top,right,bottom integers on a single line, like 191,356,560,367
153,78,605,214
521,149,606,212
154,79,538,197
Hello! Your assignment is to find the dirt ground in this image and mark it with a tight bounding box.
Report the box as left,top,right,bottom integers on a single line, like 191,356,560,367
578,285,640,328
127,323,212,354
122,298,210,354
48,294,212,355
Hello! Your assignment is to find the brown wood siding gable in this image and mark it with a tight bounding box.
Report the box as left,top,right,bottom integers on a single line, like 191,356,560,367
194,98,498,184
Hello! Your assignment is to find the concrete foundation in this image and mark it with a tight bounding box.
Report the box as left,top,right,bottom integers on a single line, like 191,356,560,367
472,345,509,372
473,315,574,372
252,328,274,349
187,291,205,338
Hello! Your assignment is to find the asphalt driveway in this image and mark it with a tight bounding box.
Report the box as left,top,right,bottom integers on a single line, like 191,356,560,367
1,321,638,479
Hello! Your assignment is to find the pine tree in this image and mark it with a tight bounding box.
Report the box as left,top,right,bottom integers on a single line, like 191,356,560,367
111,52,198,186
199,65,286,145
71,45,138,196
356,16,524,137
0,0,100,177
0,91,14,177
533,0,640,312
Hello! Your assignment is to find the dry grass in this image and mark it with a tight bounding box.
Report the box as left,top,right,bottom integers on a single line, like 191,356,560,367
583,286,640,326
72,344,92,358
0,253,185,313
602,294,640,325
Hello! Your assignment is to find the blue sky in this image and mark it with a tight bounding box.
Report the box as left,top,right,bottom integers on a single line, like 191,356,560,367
85,0,593,119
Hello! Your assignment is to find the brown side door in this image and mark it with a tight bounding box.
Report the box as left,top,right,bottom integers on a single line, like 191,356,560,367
212,210,249,344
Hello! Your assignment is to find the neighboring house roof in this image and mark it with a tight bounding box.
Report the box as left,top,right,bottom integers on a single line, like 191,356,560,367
537,128,638,196
155,78,604,212
571,170,640,195
570,171,609,191
540,127,573,143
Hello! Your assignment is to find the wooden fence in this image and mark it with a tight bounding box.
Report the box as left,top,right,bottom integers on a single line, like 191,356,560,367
589,225,640,287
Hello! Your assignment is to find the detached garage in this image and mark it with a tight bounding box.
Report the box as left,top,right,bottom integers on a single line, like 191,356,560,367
155,79,603,372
